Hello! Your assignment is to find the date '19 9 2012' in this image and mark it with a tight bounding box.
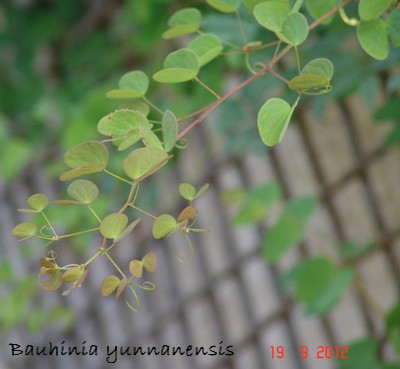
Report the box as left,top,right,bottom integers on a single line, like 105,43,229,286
270,345,348,360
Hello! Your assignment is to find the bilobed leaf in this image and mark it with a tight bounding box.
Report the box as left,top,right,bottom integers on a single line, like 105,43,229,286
114,218,141,242
62,267,84,283
118,70,149,97
358,0,394,21
357,19,389,60
129,260,143,278
100,275,120,296
12,222,37,238
100,213,128,240
263,197,316,262
162,110,178,152
142,252,157,273
301,58,334,80
295,257,336,303
288,74,332,95
305,268,354,315
98,109,148,137
153,49,200,83
179,183,196,200
163,8,202,39
40,270,63,292
387,8,400,47
254,1,291,32
177,206,198,223
206,0,240,13
67,179,98,205
305,0,336,24
277,12,309,46
63,141,108,172
152,214,178,239
257,97,299,146
123,147,170,181
188,34,223,67
115,278,129,299
27,193,49,212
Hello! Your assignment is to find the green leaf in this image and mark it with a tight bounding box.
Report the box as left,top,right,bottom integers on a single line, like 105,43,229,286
339,242,376,260
337,339,378,369
188,34,223,67
386,303,400,353
114,218,141,242
206,0,241,13
100,213,129,240
301,57,334,80
288,74,332,95
152,214,178,239
295,257,336,303
162,8,202,39
27,193,49,212
59,163,106,182
277,12,309,46
140,125,163,150
153,49,200,83
61,141,108,181
117,130,141,151
263,197,316,262
193,183,209,200
162,110,178,152
100,275,120,297
357,19,389,60
106,89,144,99
243,0,268,12
382,364,400,369
0,140,31,181
67,179,98,205
305,0,336,25
129,260,143,278
234,182,281,225
12,222,38,238
123,147,170,181
118,70,149,97
253,1,291,32
387,8,400,47
305,269,354,315
98,109,149,137
179,183,196,200
257,97,299,147
358,0,394,21
62,267,85,283
142,252,157,273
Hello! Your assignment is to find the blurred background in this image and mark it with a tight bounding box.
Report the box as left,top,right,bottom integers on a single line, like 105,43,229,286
1,1,400,369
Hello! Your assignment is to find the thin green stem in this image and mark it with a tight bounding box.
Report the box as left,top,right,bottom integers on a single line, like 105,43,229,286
143,96,164,115
176,0,351,141
120,182,137,212
41,211,58,238
294,46,301,75
57,227,100,239
104,168,131,185
84,250,102,267
131,182,140,206
246,40,280,52
177,106,209,123
236,10,247,44
87,205,101,223
104,251,127,279
129,204,157,219
194,77,221,99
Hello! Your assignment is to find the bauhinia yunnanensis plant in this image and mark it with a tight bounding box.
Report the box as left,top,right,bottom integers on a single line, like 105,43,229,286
12,0,400,311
